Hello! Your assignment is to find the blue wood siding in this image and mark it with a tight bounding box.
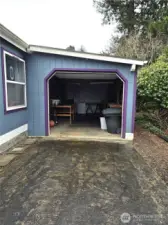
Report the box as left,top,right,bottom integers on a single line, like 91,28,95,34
0,38,28,135
27,53,135,136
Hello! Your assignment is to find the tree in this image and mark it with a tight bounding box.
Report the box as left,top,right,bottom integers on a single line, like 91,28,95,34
78,45,86,52
66,45,87,52
104,31,167,62
149,16,168,37
93,0,168,35
66,45,75,51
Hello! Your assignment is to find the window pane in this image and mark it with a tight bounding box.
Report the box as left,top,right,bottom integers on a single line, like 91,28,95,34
7,83,25,107
6,54,25,83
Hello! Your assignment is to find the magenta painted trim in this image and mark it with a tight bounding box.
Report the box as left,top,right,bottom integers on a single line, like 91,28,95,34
123,81,128,138
1,48,26,114
131,71,137,132
44,68,128,138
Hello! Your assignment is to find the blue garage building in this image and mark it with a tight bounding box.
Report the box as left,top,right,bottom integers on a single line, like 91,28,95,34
0,24,147,150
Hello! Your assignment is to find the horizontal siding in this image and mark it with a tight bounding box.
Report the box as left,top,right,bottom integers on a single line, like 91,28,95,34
27,53,135,136
0,38,28,135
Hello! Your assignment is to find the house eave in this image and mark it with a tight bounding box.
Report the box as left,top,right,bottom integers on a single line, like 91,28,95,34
0,23,28,52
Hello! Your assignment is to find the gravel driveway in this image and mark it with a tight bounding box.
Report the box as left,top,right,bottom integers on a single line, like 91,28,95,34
0,140,168,225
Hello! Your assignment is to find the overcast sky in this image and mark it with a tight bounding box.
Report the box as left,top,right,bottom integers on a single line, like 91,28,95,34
0,0,116,53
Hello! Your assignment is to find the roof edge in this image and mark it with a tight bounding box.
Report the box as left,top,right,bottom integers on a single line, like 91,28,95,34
28,45,147,66
0,23,28,52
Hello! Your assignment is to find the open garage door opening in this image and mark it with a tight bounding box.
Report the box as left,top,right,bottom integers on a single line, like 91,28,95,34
46,70,126,139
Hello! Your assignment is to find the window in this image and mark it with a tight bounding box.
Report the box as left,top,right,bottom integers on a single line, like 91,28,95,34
3,51,27,111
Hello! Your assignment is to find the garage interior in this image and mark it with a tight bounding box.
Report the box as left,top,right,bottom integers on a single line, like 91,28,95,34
48,72,123,139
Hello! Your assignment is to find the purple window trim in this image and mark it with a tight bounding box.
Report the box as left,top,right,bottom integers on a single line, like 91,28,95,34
1,48,27,114
1,48,6,114
131,71,137,133
3,107,27,114
1,47,24,59
44,68,128,139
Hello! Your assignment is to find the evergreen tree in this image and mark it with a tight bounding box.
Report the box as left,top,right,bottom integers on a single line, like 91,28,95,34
93,0,168,34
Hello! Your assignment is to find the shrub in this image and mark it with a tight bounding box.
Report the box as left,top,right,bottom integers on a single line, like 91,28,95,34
138,53,168,108
136,114,167,137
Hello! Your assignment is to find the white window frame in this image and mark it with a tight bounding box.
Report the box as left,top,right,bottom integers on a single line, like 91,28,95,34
3,50,27,111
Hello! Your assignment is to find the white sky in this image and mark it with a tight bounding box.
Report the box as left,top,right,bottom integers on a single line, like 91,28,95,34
0,0,116,53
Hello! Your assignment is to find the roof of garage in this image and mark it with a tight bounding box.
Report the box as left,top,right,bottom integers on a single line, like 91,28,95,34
0,23,147,66
28,45,147,66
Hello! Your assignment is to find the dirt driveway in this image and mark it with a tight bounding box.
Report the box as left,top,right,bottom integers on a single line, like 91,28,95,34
0,140,168,225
